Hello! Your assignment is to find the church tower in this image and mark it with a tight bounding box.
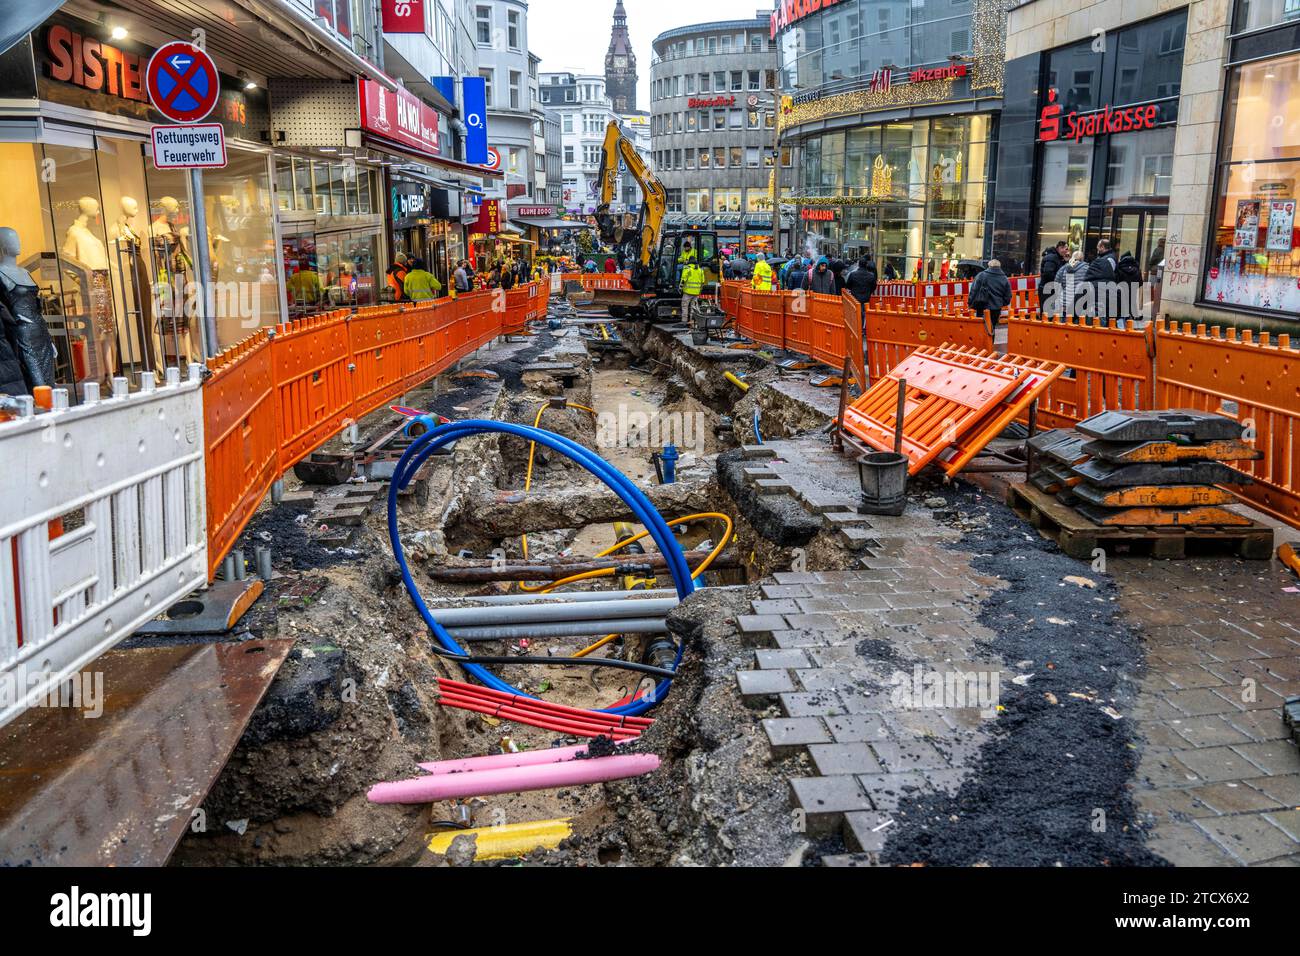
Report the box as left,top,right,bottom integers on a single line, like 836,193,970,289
604,0,638,113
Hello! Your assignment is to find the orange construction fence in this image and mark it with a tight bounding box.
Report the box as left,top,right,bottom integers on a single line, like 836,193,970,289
558,273,632,291
1155,322,1300,529
202,283,548,578
1007,314,1153,430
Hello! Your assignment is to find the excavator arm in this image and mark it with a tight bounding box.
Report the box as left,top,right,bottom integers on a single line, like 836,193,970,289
594,121,667,276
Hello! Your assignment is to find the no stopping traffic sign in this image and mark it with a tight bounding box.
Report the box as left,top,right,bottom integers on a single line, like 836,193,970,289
146,42,220,124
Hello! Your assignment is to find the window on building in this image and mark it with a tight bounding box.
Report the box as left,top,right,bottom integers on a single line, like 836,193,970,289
714,110,726,131
507,9,520,49
746,146,760,168
509,71,522,110
667,188,683,213
721,36,731,53
748,110,761,129
729,109,743,129
562,113,573,133
700,73,710,92
687,112,697,131
564,145,575,164
685,74,696,94
713,147,726,168
475,5,491,45
686,148,696,169
713,71,726,91
714,188,740,213
730,71,743,92
686,188,710,213
748,71,761,91
480,68,494,106
750,34,764,52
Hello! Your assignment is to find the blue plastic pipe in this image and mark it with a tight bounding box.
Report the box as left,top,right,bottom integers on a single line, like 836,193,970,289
388,421,697,717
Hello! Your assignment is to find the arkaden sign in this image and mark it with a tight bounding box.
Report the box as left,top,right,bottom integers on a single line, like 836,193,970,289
358,77,440,158
771,0,846,39
1037,88,1162,143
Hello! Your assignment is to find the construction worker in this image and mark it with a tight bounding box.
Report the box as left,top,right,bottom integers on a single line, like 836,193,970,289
752,253,774,292
680,258,706,331
677,238,698,265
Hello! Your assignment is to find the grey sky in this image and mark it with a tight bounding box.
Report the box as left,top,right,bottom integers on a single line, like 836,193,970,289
528,0,773,109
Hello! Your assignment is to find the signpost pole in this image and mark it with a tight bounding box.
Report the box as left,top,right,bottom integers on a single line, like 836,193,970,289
189,168,217,358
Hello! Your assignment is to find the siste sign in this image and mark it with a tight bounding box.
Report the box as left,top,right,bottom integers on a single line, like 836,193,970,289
1038,88,1161,143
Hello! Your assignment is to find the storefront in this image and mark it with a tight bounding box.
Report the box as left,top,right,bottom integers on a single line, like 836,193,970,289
275,153,386,319
774,0,1008,278
993,9,1186,277
793,114,996,280
388,176,465,296
1200,2,1300,317
0,11,281,389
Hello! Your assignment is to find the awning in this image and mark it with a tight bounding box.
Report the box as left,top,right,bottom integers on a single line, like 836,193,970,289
362,135,503,182
512,217,594,230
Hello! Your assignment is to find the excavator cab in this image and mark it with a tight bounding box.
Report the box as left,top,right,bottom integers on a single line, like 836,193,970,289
655,230,720,293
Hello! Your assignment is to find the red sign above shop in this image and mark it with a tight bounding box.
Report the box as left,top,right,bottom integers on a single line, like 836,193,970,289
380,0,425,33
1037,88,1161,143
801,208,837,222
688,95,736,108
472,199,501,235
358,77,440,158
771,0,846,39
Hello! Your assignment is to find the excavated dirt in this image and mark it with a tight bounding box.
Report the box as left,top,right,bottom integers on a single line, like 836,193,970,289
878,479,1167,867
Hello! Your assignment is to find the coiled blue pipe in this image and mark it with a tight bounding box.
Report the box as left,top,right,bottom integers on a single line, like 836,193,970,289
388,420,697,717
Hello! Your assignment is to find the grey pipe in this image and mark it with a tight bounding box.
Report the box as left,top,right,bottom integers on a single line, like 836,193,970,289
432,598,679,629
447,618,669,642
429,589,679,607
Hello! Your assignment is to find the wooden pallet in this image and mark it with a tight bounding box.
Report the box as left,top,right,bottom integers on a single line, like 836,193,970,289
1007,482,1274,561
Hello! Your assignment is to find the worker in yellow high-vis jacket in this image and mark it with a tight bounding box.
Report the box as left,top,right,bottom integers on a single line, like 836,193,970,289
681,260,706,331
751,254,774,292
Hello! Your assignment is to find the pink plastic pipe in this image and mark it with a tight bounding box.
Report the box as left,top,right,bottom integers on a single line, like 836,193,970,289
368,753,660,804
418,743,610,776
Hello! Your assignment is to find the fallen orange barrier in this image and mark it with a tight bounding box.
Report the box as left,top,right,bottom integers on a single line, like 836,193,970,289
842,344,1066,478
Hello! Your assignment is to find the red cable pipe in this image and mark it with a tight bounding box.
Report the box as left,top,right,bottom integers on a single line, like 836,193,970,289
437,678,655,728
435,691,642,739
436,696,641,741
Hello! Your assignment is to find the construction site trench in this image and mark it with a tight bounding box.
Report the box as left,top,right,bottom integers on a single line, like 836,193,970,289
162,302,1300,869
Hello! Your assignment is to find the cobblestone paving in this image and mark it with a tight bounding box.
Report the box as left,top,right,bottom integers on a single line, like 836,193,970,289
734,440,1005,861
1121,557,1300,866
735,440,1300,865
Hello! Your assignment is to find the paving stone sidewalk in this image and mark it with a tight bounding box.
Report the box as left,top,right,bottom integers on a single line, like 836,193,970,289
733,440,1005,862
1121,556,1300,866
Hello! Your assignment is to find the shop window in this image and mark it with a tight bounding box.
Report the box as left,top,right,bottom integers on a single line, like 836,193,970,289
1112,11,1186,107
1105,128,1175,202
203,150,279,349
1220,51,1300,163
685,189,710,214
1047,40,1103,115
1040,141,1094,206
1233,0,1300,33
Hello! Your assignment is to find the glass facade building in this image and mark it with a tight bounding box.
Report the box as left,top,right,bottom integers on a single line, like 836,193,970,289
775,0,1005,277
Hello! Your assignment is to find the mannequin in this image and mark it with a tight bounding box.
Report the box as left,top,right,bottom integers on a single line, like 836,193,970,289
150,196,195,364
0,226,57,392
111,196,160,376
63,197,110,270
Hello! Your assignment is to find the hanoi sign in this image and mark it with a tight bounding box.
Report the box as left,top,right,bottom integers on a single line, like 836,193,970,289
358,77,440,158
1038,88,1161,143
145,41,220,123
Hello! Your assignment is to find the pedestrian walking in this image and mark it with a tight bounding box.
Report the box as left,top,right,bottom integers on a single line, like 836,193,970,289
808,256,837,295
968,259,1013,332
1058,251,1085,317
1083,240,1119,317
1039,241,1067,296
403,258,442,301
845,256,878,305
386,253,411,302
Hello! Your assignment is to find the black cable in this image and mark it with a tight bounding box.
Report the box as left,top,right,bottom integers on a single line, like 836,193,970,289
424,641,678,679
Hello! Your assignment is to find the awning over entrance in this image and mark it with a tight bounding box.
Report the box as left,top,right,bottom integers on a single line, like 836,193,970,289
512,218,594,230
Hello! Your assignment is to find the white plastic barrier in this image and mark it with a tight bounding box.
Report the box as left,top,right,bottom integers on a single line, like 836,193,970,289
0,368,208,728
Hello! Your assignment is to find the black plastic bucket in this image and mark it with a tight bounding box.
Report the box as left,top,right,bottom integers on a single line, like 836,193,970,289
857,452,909,516
691,329,710,346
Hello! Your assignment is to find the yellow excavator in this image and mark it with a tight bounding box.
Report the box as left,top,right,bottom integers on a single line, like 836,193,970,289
591,120,721,321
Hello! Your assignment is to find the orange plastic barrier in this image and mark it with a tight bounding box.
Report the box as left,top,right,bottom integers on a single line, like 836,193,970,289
272,310,354,470
745,289,786,349
204,331,279,577
843,344,1065,478
1007,314,1153,429
806,293,846,370
559,273,632,291
1156,322,1300,528
843,345,1027,475
863,305,994,381
201,284,543,578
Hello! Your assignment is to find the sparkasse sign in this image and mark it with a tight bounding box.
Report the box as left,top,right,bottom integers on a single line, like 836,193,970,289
1037,88,1162,143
